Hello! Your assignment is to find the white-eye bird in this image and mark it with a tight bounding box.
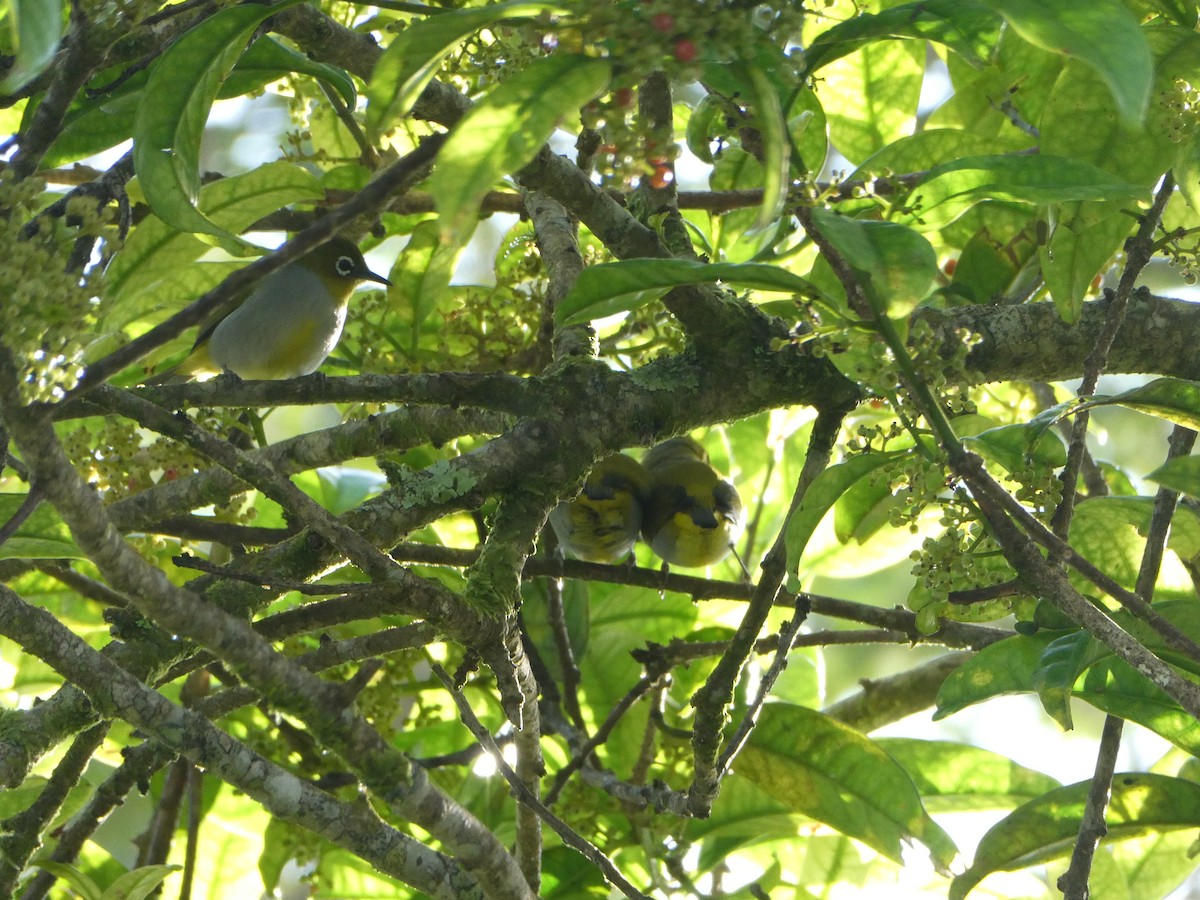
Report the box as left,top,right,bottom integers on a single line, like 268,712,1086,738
148,236,390,382
641,436,743,568
548,453,650,563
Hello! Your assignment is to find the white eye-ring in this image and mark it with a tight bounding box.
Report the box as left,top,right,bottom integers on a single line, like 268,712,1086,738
335,255,355,276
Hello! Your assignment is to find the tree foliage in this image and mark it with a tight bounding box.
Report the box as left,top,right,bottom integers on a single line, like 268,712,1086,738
5,1,1200,898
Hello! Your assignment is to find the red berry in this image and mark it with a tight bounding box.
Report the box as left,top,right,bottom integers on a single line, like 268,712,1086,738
648,165,673,189
651,12,675,32
613,87,634,108
674,39,698,63
942,258,957,276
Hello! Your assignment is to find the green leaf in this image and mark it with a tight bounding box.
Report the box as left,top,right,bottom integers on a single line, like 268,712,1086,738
1031,629,1102,730
1,0,62,92
802,0,1001,75
224,36,356,107
1081,658,1200,757
807,208,937,315
391,219,459,352
103,161,322,331
962,422,1066,474
875,738,1060,812
735,60,787,232
784,451,900,585
1148,455,1200,500
934,633,1055,719
1034,377,1200,433
978,0,1151,124
951,774,1200,900
557,257,814,326
821,38,924,163
33,861,102,900
102,865,180,900
366,1,566,137
0,493,83,560
740,704,958,870
132,1,303,241
429,53,610,240
900,154,1148,231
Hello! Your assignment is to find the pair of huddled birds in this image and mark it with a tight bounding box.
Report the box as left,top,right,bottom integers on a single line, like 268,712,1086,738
550,437,742,570
144,238,741,570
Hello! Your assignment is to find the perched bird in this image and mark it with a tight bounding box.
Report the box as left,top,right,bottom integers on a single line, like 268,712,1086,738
548,453,650,563
641,436,743,569
147,236,390,382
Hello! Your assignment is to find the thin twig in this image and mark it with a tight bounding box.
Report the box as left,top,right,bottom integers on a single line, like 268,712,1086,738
431,662,652,900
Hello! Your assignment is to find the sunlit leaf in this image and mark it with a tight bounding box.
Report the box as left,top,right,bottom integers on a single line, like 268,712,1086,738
740,704,958,871
951,774,1200,899
429,53,610,240
802,0,1001,75
132,0,303,241
979,0,1151,123
806,208,937,315
365,1,566,138
1,0,62,92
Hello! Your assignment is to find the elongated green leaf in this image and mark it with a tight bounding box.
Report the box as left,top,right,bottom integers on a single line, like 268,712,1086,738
391,219,458,352
1148,455,1200,500
1081,659,1200,757
0,493,83,560
103,161,322,329
934,633,1055,719
1,0,62,92
979,0,1151,124
366,1,565,137
729,60,787,232
951,774,1200,900
133,1,302,240
223,36,355,107
429,53,609,240
900,154,1147,231
807,208,937,314
784,451,901,586
557,258,814,325
1030,629,1101,730
106,865,181,900
1033,377,1200,435
740,704,957,870
962,422,1066,474
802,0,1001,75
876,739,1060,812
32,862,102,900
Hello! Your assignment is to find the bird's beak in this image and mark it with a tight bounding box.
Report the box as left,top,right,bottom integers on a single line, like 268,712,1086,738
364,269,392,287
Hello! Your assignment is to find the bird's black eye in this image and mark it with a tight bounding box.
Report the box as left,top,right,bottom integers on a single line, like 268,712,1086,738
335,255,355,277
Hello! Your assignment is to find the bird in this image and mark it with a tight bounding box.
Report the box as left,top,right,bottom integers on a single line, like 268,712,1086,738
548,453,650,563
146,236,390,382
640,436,743,569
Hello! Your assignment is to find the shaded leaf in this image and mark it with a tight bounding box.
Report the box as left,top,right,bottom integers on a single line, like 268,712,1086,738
0,493,83,560
557,258,813,325
934,633,1055,719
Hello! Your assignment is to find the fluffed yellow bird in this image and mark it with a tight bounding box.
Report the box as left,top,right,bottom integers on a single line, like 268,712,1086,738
641,436,743,568
148,236,390,382
548,453,650,563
